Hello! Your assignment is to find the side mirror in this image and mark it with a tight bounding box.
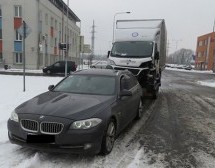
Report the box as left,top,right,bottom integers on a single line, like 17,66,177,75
155,51,159,60
48,85,55,91
120,90,132,97
107,51,110,58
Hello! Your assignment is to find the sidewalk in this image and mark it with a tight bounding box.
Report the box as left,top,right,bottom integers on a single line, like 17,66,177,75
0,68,58,76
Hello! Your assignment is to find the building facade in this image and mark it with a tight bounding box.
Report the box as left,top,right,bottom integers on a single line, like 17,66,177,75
195,32,215,71
0,0,81,69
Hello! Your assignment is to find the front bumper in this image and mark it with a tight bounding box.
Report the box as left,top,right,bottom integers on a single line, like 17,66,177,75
110,65,148,76
7,116,105,154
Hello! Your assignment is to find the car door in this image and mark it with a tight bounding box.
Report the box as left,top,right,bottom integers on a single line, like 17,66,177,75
127,74,141,119
52,62,61,73
59,62,65,73
116,75,134,130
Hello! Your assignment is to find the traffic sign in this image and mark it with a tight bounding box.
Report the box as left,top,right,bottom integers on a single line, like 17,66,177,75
17,22,32,39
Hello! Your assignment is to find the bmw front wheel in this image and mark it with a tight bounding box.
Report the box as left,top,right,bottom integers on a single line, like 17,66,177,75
100,119,116,155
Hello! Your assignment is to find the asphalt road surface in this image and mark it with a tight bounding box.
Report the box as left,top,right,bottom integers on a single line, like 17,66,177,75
137,69,215,168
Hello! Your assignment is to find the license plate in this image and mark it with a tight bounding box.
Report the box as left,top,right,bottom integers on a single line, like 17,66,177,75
27,134,55,143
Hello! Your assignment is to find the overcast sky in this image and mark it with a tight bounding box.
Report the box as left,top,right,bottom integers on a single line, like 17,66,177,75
64,0,215,55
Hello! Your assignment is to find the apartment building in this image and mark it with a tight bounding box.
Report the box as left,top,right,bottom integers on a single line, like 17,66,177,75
0,0,81,69
195,32,215,71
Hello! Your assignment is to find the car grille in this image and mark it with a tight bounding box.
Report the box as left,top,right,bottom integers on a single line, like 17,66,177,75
20,120,63,135
40,122,64,135
21,119,39,133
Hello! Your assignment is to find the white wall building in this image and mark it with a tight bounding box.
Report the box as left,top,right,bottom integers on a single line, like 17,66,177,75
0,0,81,69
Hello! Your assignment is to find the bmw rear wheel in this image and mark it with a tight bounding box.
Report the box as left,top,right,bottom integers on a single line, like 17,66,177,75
100,119,116,155
135,98,143,120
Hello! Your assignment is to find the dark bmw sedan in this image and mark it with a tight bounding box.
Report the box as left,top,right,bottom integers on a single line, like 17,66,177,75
8,69,143,155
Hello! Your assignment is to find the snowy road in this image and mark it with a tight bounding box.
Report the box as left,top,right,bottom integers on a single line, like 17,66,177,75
0,69,215,168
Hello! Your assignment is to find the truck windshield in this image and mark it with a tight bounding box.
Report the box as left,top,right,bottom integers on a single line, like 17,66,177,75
111,41,153,58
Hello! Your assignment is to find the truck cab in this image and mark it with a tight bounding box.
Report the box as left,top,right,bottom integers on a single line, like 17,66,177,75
108,19,167,98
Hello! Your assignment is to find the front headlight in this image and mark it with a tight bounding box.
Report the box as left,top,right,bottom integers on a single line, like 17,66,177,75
10,110,19,122
107,59,116,66
70,118,102,129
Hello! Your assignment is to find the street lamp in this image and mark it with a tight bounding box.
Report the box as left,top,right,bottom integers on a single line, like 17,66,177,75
112,12,131,43
65,0,69,77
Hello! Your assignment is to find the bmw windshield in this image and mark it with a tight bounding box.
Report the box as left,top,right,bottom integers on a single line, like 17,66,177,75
111,41,154,58
53,75,116,95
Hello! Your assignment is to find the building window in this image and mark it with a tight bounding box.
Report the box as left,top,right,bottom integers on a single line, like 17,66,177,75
55,37,57,46
205,39,208,46
51,17,54,26
0,6,2,16
50,37,54,47
0,29,2,39
198,41,203,47
39,10,42,21
55,20,57,30
45,14,48,25
59,23,61,31
0,53,2,62
198,52,202,57
15,53,23,64
15,6,22,17
15,31,22,41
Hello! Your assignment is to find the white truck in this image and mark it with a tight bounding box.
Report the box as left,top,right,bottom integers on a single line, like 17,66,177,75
107,19,167,98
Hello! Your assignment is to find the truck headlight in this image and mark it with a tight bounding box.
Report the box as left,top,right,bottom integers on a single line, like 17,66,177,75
70,118,102,129
107,59,116,66
10,110,19,122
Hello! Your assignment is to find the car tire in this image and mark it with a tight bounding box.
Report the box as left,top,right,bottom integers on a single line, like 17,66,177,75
100,119,116,155
152,87,159,99
135,98,143,120
47,70,51,74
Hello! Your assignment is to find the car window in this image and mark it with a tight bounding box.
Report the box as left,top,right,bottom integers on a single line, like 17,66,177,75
54,75,116,95
54,62,60,67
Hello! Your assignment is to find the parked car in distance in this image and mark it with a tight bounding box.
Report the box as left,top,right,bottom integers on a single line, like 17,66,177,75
90,61,108,69
184,65,193,70
8,69,143,155
42,61,76,74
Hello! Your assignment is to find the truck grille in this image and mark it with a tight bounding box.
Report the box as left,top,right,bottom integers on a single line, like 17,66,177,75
20,119,39,133
20,120,64,135
114,67,140,76
40,122,64,135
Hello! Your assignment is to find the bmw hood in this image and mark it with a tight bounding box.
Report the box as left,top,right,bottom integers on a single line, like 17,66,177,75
15,91,115,120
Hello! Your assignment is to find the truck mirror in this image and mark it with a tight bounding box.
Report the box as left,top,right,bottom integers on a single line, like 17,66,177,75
155,51,159,60
107,51,110,58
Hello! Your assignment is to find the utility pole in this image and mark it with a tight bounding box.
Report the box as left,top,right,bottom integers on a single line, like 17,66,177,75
23,21,26,92
172,39,182,51
90,20,96,65
213,18,215,32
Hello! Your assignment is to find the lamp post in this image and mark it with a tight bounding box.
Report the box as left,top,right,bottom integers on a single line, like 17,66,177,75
65,0,69,77
112,12,131,43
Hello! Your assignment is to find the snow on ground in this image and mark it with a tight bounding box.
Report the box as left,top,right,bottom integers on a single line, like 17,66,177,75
166,67,215,88
197,80,215,88
165,67,214,74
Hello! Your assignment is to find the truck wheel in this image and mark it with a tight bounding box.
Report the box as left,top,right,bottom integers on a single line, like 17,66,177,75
152,87,159,99
100,119,116,155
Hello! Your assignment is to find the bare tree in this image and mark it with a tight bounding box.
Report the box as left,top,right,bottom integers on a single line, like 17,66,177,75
167,48,194,65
